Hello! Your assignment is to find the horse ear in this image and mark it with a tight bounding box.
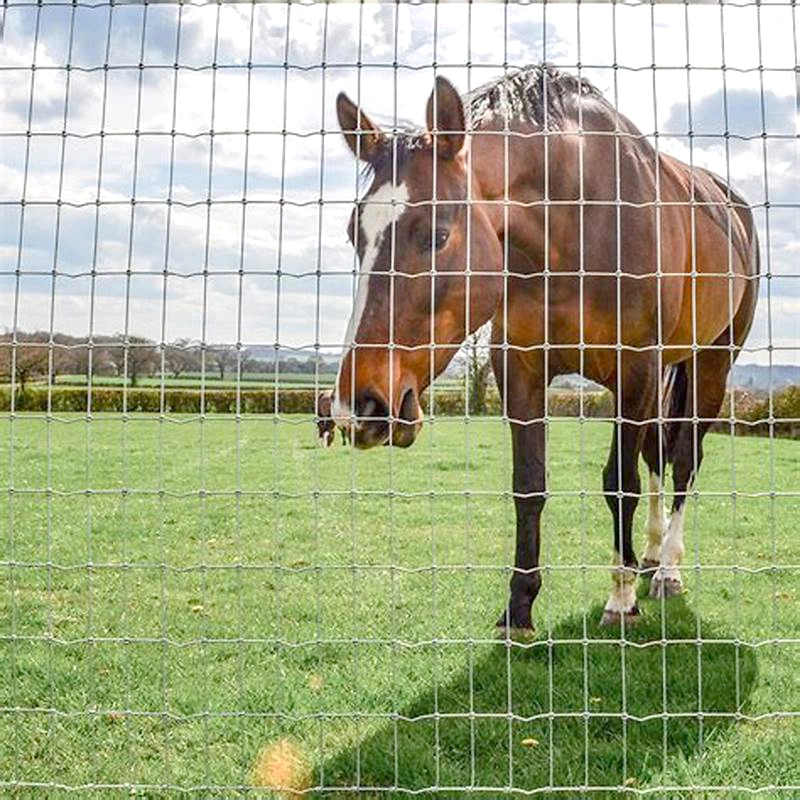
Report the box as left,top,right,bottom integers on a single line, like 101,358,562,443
425,76,465,160
337,92,384,163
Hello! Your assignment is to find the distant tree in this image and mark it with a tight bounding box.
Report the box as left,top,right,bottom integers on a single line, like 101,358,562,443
244,358,270,374
0,333,49,392
282,357,302,374
67,339,116,378
106,335,158,387
163,339,200,379
48,333,72,381
320,359,340,375
66,343,94,377
465,326,493,415
209,344,239,381
240,350,257,375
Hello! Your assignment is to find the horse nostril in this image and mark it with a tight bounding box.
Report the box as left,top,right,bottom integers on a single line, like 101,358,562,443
355,389,389,425
352,388,391,448
398,387,418,425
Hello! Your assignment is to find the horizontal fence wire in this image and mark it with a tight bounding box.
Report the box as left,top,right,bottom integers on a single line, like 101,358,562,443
1,0,798,796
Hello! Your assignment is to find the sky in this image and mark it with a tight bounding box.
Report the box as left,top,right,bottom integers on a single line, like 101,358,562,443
0,0,798,365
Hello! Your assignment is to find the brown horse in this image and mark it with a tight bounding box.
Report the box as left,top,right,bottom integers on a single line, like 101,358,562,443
317,390,349,447
329,65,759,635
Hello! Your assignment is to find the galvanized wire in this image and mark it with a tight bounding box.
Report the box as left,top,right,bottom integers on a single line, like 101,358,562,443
0,0,797,796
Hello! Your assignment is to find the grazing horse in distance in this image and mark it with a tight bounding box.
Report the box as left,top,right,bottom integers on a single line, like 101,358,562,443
317,391,337,447
317,390,349,447
328,65,759,636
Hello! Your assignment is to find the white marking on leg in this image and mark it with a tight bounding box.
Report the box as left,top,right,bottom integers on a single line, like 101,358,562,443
332,181,409,425
657,501,686,586
604,551,638,616
643,472,668,565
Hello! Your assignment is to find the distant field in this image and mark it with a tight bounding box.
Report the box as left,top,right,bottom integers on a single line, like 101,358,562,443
0,416,798,795
52,372,336,390
46,373,467,392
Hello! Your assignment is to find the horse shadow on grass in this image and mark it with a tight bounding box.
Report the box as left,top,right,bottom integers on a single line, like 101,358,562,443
319,597,757,797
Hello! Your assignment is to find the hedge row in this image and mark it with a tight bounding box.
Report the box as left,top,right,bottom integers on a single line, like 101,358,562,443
0,387,310,414
1,384,798,438
426,388,617,419
0,385,615,418
711,384,800,439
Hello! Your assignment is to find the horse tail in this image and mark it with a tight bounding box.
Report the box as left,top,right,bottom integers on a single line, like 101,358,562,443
663,362,688,466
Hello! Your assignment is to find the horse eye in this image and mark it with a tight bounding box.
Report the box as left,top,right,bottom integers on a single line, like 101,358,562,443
416,226,450,253
433,228,449,250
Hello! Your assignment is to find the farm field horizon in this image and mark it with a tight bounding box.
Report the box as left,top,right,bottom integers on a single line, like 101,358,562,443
1,415,798,796
9,372,471,393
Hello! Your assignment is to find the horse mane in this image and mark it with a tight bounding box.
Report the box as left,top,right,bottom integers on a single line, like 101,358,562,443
466,64,612,130
357,122,426,188
356,65,620,186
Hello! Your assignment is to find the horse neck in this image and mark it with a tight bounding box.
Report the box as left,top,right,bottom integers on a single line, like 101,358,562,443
467,118,578,244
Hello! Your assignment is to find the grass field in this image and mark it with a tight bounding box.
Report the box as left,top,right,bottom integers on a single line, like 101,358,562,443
1,415,798,796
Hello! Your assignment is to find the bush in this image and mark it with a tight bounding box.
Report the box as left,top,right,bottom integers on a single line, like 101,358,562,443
423,388,615,418
0,385,618,419
774,384,800,423
0,386,319,415
713,385,799,439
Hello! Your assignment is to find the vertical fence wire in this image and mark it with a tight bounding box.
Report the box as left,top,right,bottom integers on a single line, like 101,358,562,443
0,0,798,795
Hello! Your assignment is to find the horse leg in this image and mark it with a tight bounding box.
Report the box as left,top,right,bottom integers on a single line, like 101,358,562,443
492,346,546,639
600,358,657,627
650,353,729,599
651,224,758,598
640,423,668,576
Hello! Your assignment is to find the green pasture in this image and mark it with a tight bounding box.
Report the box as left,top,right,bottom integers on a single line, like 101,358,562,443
0,415,798,796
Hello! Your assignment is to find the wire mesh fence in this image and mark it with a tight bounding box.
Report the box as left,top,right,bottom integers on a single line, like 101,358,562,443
1,0,798,795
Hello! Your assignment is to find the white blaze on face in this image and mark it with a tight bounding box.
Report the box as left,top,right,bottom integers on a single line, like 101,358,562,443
332,180,410,425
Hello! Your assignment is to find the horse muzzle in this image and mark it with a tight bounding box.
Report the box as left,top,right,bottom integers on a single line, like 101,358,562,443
388,386,423,448
348,385,423,450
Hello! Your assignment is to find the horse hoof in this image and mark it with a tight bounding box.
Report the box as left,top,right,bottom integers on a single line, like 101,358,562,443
495,624,536,643
649,576,683,599
599,606,641,628
639,559,659,576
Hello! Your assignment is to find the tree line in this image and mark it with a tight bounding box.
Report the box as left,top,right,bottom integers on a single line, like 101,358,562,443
0,331,338,390
2,329,495,407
